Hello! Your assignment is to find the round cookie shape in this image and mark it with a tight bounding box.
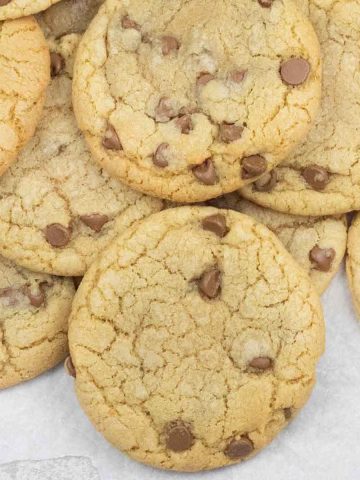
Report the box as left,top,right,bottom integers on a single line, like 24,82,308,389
0,16,50,176
347,213,360,320
208,194,347,295
72,0,322,202
0,255,75,389
0,30,163,276
69,206,325,472
0,0,61,20
242,0,360,215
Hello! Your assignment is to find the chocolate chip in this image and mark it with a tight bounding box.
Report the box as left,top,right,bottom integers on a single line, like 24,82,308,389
198,269,221,299
64,356,76,378
229,70,247,83
153,143,169,168
219,123,244,143
73,277,83,290
254,170,277,192
193,158,217,185
80,214,109,232
280,58,310,86
224,437,254,459
302,165,329,191
25,285,45,308
50,52,65,77
202,214,228,237
241,155,267,179
258,0,274,7
45,224,72,248
309,246,336,272
165,420,194,452
284,408,292,420
197,73,215,86
0,1,12,6
175,115,192,134
122,15,140,30
161,36,180,55
249,356,272,370
155,97,177,123
102,124,122,150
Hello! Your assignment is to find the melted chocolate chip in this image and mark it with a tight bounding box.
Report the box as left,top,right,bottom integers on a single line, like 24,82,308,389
198,269,221,299
302,165,329,191
153,143,169,168
249,356,273,370
258,0,274,7
280,58,310,86
122,15,140,30
193,158,217,185
161,36,180,55
229,70,247,83
64,356,76,378
25,285,45,308
309,246,336,272
176,115,192,134
219,123,244,143
254,170,278,192
155,97,177,123
102,124,122,150
202,214,228,237
197,73,215,86
224,437,254,459
241,155,267,179
45,224,72,248
50,52,65,77
80,214,109,232
165,420,194,452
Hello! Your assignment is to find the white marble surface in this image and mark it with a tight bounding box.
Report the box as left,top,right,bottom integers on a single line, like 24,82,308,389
0,267,359,480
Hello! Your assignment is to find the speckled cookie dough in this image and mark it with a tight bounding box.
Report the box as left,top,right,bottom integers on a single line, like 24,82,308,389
347,213,360,320
208,194,347,295
0,0,61,20
242,0,360,216
0,14,163,276
72,0,321,203
0,255,75,389
69,206,325,472
0,16,50,176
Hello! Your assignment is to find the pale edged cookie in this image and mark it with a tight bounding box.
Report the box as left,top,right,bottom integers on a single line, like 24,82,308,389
68,206,325,472
0,16,50,176
242,0,360,216
0,15,163,276
347,213,360,319
0,0,61,20
209,194,347,295
0,255,75,389
72,0,321,202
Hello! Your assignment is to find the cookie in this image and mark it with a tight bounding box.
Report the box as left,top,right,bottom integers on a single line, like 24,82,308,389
242,0,360,216
347,213,360,319
72,0,321,203
0,255,75,389
0,0,61,20
68,206,325,472
0,19,163,276
209,194,347,295
0,16,50,176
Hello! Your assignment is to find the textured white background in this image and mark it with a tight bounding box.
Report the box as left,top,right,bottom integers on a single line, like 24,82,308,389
0,267,359,479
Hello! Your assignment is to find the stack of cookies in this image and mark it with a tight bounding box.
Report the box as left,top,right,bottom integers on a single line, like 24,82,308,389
0,0,357,473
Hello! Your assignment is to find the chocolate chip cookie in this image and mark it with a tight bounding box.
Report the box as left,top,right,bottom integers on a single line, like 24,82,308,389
0,255,75,389
69,206,325,472
0,16,49,176
209,194,347,294
72,0,321,202
0,16,163,276
347,213,360,320
0,0,61,20
242,0,360,215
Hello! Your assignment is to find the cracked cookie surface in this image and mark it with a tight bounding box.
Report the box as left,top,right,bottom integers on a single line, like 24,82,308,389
0,255,75,389
69,206,325,472
0,16,50,176
242,0,360,215
209,194,347,295
0,15,163,276
72,0,321,203
346,213,360,320
0,0,61,20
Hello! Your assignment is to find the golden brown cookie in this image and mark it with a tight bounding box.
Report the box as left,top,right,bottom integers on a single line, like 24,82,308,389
69,206,325,472
72,0,321,202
